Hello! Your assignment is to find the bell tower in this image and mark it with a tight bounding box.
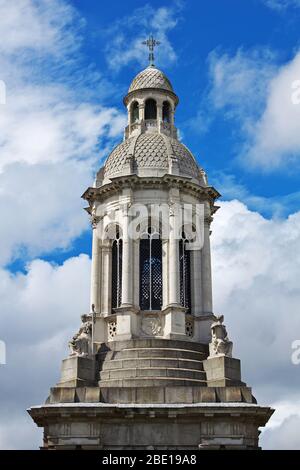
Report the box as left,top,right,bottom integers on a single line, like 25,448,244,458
28,39,274,450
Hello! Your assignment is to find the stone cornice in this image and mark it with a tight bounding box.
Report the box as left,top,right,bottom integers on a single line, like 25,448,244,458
81,174,221,207
28,402,274,428
123,87,179,107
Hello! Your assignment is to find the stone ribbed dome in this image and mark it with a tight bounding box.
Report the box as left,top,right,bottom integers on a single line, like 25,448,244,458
103,133,200,181
128,66,173,93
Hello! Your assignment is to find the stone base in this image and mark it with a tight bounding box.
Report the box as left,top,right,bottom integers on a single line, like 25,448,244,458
28,402,274,450
162,304,187,340
48,385,256,405
58,356,95,387
203,355,243,387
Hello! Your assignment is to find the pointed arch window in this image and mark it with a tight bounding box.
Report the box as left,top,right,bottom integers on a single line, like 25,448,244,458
179,232,191,313
145,98,157,120
111,227,122,309
140,227,162,310
131,101,139,123
162,101,171,123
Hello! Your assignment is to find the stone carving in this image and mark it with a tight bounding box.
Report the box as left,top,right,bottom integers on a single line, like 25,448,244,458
68,314,92,357
141,315,162,336
108,320,117,340
185,319,194,338
90,204,101,229
209,315,233,357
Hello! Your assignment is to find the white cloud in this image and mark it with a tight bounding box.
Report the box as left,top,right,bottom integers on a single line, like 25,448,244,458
262,413,300,449
247,52,300,167
263,0,300,10
0,0,126,265
0,0,81,57
211,172,300,217
0,254,91,449
104,4,180,72
211,200,300,448
0,161,90,265
206,48,300,169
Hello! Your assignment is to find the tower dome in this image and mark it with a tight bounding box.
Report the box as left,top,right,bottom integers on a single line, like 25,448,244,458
102,132,204,183
97,63,206,186
128,65,174,93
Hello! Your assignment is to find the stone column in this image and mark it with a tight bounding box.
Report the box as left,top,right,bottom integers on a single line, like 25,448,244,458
115,202,137,341
201,219,213,314
157,101,163,131
162,239,169,308
90,227,101,313
168,238,180,306
139,103,144,121
133,239,140,307
170,107,175,126
121,207,133,306
168,212,180,306
163,203,186,340
101,242,112,315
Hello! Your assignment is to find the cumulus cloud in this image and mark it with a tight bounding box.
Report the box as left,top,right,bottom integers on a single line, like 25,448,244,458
103,3,181,71
262,413,300,449
211,200,300,447
202,47,300,169
247,52,300,167
0,0,126,265
0,254,91,449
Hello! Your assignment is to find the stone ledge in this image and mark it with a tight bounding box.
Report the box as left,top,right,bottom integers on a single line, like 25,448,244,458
27,401,274,449
48,385,256,405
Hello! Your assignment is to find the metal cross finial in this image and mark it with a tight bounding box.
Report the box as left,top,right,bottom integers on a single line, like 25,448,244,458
142,34,161,66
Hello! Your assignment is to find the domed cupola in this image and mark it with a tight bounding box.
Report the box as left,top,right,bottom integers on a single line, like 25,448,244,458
128,65,174,93
122,63,179,142
97,43,207,187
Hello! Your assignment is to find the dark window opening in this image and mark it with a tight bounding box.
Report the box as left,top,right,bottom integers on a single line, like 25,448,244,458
162,101,171,123
145,99,157,120
112,229,122,309
140,229,162,310
131,101,139,123
179,233,191,313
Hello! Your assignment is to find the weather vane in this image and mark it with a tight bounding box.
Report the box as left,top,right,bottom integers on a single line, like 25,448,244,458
142,34,161,66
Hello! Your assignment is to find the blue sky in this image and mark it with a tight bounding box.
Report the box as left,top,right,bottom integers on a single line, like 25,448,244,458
75,0,300,199
1,0,300,449
5,0,300,272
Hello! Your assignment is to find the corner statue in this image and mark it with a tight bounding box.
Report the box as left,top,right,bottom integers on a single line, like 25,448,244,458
209,315,233,358
28,36,274,450
68,315,93,358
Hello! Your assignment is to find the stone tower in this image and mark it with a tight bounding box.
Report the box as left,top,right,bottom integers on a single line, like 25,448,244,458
28,57,274,449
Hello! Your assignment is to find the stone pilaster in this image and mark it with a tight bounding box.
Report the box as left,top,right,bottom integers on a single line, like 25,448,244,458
101,242,112,316
90,228,101,313
201,217,213,314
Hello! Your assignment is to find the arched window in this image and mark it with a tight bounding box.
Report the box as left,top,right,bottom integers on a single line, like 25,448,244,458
145,99,157,120
111,227,122,309
179,232,191,313
162,101,171,123
131,101,139,123
140,227,162,310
